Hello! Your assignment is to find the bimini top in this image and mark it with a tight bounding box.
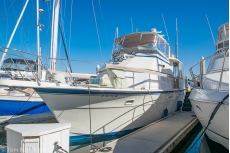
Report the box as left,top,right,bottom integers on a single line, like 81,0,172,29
216,22,229,51
115,28,168,48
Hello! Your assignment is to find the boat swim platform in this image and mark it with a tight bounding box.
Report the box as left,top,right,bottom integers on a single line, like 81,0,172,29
96,111,198,153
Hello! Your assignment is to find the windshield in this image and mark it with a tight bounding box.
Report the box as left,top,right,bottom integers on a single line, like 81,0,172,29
207,53,229,72
1,58,37,71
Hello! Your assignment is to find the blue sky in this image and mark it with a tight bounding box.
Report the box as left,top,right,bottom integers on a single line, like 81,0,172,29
0,0,228,77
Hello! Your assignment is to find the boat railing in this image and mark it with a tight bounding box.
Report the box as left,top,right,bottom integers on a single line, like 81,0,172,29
0,48,184,90
79,83,182,147
90,96,158,138
113,33,170,58
189,49,229,90
104,64,184,90
0,48,60,86
0,48,101,87
49,57,183,90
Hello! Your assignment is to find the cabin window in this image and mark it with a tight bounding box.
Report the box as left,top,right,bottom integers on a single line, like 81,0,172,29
224,40,229,47
207,54,229,72
173,63,179,77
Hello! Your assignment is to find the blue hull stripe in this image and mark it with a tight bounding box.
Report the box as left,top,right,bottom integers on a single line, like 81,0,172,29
34,87,184,95
69,127,142,146
0,100,50,116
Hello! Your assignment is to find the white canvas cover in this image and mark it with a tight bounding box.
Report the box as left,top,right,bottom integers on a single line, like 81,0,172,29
107,68,128,89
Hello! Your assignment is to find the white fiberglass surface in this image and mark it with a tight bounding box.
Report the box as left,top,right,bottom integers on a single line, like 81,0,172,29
189,88,229,104
95,53,176,90
207,54,229,72
190,98,229,149
40,90,180,135
203,71,229,90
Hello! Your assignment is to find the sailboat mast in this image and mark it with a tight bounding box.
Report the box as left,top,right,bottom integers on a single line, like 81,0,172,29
175,18,178,59
0,0,29,66
50,0,60,70
36,0,41,79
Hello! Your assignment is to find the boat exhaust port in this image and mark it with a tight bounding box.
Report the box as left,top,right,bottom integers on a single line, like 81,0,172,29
125,99,134,105
195,104,202,112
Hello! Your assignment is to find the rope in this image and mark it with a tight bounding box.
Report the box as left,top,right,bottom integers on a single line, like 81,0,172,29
13,0,31,54
206,15,216,47
63,0,67,19
53,141,68,153
59,0,67,51
20,25,31,53
0,0,15,20
161,13,170,42
68,0,73,56
98,0,109,52
58,23,72,72
92,0,104,63
88,86,98,152
88,86,92,141
0,47,104,66
186,94,229,152
5,0,16,12
4,0,8,43
31,0,36,10
0,33,6,46
147,89,161,115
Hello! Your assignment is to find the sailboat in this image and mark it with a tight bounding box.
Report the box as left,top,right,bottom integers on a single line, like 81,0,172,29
0,0,94,123
189,22,229,149
14,26,185,142
0,0,51,123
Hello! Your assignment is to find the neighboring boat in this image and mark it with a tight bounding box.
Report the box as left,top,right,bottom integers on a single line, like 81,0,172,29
189,22,229,149
19,28,185,140
0,52,95,123
0,57,48,122
0,0,50,123
0,0,95,123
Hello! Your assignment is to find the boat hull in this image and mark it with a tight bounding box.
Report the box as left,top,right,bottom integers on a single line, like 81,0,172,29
189,89,229,150
0,95,50,123
34,87,184,136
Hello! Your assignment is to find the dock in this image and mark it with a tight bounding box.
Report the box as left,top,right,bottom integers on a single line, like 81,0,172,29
96,111,198,153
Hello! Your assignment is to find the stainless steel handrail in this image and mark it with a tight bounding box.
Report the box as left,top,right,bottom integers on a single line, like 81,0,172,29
189,49,229,90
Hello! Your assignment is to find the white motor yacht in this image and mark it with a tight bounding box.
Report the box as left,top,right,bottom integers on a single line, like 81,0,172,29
189,22,229,149
17,28,185,141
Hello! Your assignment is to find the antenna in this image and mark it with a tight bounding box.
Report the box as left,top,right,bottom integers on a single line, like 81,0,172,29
206,15,216,46
131,17,133,33
161,13,170,41
116,27,119,38
175,18,178,59
111,27,118,59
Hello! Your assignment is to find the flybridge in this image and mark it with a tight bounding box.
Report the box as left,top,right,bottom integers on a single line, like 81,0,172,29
113,28,171,59
216,22,229,51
